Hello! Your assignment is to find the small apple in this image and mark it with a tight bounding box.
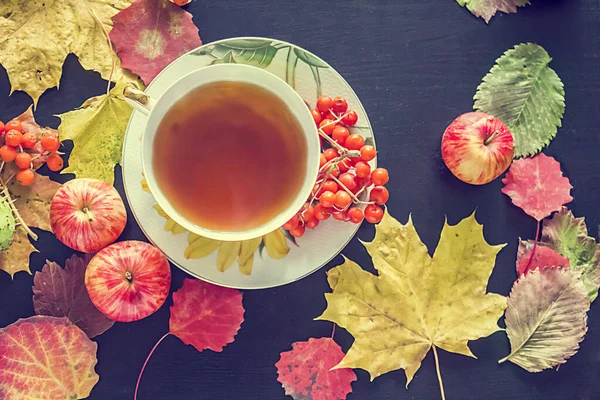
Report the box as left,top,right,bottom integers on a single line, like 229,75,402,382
85,240,171,322
441,112,514,185
50,178,127,253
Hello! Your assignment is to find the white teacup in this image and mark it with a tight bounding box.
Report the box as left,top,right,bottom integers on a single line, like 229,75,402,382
123,64,320,241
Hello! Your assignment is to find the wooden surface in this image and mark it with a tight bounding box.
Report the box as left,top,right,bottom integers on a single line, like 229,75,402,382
1,1,600,399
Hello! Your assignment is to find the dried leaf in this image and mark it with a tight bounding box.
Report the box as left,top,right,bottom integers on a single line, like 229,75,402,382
0,316,99,399
318,210,506,383
110,0,202,84
516,240,570,276
0,226,37,278
58,78,141,184
11,106,55,168
500,268,589,372
33,255,115,338
169,279,244,352
474,43,565,157
0,0,131,105
502,153,572,221
276,338,357,400
541,207,600,301
7,173,61,231
0,196,15,251
457,0,529,23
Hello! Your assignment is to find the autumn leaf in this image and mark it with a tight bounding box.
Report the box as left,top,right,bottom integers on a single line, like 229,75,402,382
474,44,565,157
0,227,37,278
502,153,572,221
456,0,529,23
516,240,569,276
33,255,115,338
276,338,357,400
110,0,202,84
541,207,600,301
0,316,99,399
0,196,15,251
317,210,506,395
0,0,132,105
58,78,142,184
500,268,589,372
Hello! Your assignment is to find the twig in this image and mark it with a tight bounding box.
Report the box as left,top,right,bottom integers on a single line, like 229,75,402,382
331,175,375,206
134,333,171,400
432,345,446,400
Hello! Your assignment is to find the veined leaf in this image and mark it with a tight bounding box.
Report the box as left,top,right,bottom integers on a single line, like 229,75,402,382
294,48,328,68
457,0,530,23
209,43,278,68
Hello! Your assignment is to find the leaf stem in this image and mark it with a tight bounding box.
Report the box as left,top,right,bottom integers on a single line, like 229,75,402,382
134,332,171,400
432,345,446,400
85,5,115,95
524,220,541,273
331,323,336,339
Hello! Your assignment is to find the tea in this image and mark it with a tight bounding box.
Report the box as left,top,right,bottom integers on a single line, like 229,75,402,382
153,81,307,232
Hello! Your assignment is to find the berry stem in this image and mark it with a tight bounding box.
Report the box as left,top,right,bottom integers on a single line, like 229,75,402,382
524,220,541,273
330,175,374,205
134,332,171,400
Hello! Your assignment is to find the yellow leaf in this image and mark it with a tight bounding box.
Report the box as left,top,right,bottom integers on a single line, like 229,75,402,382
58,78,142,184
0,0,132,105
263,229,290,259
238,252,254,276
8,174,61,231
152,205,187,235
239,237,262,265
0,226,37,278
141,177,150,193
217,241,241,272
317,209,506,389
184,236,220,259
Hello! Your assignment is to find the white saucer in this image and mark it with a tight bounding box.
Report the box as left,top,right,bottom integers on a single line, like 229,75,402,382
121,37,376,289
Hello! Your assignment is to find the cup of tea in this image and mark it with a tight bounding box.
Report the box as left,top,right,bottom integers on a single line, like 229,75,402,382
123,64,320,241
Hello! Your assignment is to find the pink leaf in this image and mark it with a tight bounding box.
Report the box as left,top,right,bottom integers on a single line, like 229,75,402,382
276,337,357,400
33,255,115,338
516,240,570,276
501,153,572,221
169,278,244,352
110,0,202,84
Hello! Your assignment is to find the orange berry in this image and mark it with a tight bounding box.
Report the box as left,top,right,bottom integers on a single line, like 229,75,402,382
316,96,333,113
15,152,32,169
319,153,327,168
334,190,352,209
41,135,60,152
5,130,22,147
319,191,336,208
371,168,389,186
332,126,349,145
16,169,34,186
5,120,22,133
289,224,306,238
370,186,389,205
360,145,376,161
365,204,384,224
323,148,338,161
319,119,335,135
21,133,37,149
310,109,322,125
0,146,17,162
46,154,64,172
305,217,319,229
345,134,365,150
348,207,364,224
354,161,371,179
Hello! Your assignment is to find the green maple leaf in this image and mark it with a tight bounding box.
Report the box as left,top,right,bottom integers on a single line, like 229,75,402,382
457,0,530,23
474,43,565,157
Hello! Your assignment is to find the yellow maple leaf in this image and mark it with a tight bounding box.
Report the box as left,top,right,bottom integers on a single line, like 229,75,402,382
0,226,37,278
0,0,132,106
58,78,141,184
317,210,506,397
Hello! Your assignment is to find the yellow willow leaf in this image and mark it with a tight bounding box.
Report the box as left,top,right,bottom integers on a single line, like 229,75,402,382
0,0,132,106
317,209,507,389
188,232,201,245
217,241,241,272
58,77,142,184
263,229,290,260
238,252,254,276
184,236,220,259
238,237,262,275
152,205,187,235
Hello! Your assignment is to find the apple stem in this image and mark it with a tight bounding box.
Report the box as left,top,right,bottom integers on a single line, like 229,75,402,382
125,271,133,282
82,207,93,222
524,220,541,273
484,131,499,146
134,332,171,400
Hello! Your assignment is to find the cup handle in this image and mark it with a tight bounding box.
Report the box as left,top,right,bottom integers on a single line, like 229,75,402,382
122,85,156,116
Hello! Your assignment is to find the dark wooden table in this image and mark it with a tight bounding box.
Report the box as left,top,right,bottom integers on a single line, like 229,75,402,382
1,1,600,399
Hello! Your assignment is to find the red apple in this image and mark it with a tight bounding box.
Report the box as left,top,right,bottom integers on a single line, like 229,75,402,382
85,240,171,322
441,112,514,185
50,178,127,253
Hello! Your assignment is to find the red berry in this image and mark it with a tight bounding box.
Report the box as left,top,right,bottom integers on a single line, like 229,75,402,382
332,126,349,145
283,214,300,231
332,96,348,114
338,173,357,192
371,168,389,186
21,132,37,149
323,148,338,161
345,134,365,150
16,169,34,186
15,152,32,169
319,153,327,168
360,145,376,161
330,166,340,178
310,109,322,125
354,161,371,179
305,217,319,229
319,119,335,135
370,186,389,205
47,154,65,173
334,190,352,209
338,158,352,173
332,209,348,221
5,120,22,133
365,204,384,224
0,145,16,162
316,96,334,113
5,130,22,147
342,110,358,126
348,207,364,224
314,204,332,220
290,224,306,237
302,205,315,221
319,191,336,208
320,180,338,196
41,135,60,152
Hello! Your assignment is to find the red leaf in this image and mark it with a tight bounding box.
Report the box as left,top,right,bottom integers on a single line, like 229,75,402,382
0,316,99,399
501,153,573,221
276,338,357,400
516,240,570,276
110,0,202,84
169,278,244,352
33,254,115,338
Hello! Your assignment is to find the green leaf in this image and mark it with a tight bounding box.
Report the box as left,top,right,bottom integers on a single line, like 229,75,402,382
220,38,273,49
210,43,278,68
457,0,530,23
474,43,565,158
285,48,299,89
294,48,328,68
0,195,15,252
